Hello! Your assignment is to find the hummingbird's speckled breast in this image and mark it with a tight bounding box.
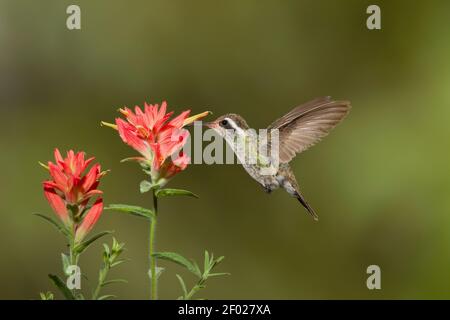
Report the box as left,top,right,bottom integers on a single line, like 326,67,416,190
229,133,279,187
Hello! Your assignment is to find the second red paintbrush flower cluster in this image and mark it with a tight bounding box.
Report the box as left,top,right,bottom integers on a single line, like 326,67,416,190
42,149,106,242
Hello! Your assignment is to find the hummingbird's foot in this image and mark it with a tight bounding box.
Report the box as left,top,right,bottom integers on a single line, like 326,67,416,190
263,185,272,194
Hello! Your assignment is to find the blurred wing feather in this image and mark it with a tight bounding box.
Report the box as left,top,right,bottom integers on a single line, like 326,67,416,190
268,97,351,163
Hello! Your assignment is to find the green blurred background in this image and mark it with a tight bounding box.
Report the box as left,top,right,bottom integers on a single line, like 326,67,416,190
1,0,450,299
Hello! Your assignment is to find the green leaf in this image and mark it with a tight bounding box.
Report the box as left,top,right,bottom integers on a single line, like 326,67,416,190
101,279,128,287
33,213,69,237
208,272,230,277
111,259,128,268
204,250,210,273
193,262,202,279
48,274,75,300
120,157,145,163
76,293,85,300
176,274,187,299
155,266,165,279
105,204,154,220
155,188,199,199
103,243,110,257
74,231,112,254
111,237,125,253
61,253,71,276
215,256,225,264
152,252,201,278
210,252,215,266
148,266,165,280
140,180,153,193
39,291,54,300
98,295,116,300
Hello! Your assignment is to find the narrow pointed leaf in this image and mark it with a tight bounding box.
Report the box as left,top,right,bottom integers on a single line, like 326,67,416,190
101,279,128,287
33,213,69,237
74,231,112,254
61,253,71,276
155,267,165,279
210,252,215,266
215,256,225,264
208,272,231,277
155,188,199,199
40,291,54,300
148,267,165,280
152,252,201,277
98,295,116,300
76,293,85,300
140,180,153,193
120,157,145,163
105,204,154,220
176,274,187,298
204,250,210,273
111,259,128,268
48,274,75,300
193,262,202,279
103,244,110,256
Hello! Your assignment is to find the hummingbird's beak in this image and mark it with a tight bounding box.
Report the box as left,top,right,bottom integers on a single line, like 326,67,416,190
203,122,216,129
184,120,214,128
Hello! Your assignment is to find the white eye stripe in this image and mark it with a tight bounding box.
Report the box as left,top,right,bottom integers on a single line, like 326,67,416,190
224,118,235,128
224,118,245,134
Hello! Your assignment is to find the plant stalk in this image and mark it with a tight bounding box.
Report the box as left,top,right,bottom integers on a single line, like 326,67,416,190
149,190,158,299
186,277,206,300
68,224,79,298
92,264,109,300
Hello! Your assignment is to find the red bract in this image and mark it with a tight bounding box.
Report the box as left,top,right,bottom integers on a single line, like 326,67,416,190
74,198,104,243
42,149,106,242
103,101,209,184
159,152,190,180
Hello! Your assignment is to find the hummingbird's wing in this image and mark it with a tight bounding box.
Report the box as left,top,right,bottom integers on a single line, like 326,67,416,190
268,97,351,163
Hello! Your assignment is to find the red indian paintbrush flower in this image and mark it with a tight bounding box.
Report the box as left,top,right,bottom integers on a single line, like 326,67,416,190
102,102,210,300
102,101,209,184
42,149,106,242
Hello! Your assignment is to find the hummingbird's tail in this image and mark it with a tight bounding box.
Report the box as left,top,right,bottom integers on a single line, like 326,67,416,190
278,163,319,220
294,190,319,221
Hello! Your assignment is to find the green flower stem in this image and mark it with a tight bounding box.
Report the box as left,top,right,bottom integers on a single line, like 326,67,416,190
68,224,79,297
69,241,76,266
92,263,109,300
186,277,206,300
69,224,79,266
149,190,158,300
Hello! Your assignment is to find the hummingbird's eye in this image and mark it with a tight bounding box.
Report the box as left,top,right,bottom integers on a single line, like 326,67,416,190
220,119,228,127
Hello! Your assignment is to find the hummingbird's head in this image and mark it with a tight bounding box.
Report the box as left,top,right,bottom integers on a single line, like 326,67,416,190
204,114,250,137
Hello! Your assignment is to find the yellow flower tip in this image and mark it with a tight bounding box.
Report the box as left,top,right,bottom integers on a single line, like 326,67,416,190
99,169,111,177
183,111,212,126
38,161,49,170
118,108,129,116
101,121,118,130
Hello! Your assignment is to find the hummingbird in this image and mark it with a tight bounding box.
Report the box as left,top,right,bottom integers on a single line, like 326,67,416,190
205,96,351,220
